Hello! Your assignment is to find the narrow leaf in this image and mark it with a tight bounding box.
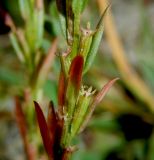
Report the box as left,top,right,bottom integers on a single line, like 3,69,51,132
81,0,89,12
47,101,57,146
15,96,27,140
9,33,24,62
96,4,110,29
72,0,82,15
59,13,67,39
15,97,35,160
72,0,89,14
38,38,57,79
58,71,66,114
34,9,44,49
83,28,103,74
79,27,93,60
92,78,119,107
32,38,57,87
70,95,91,139
69,55,84,91
34,101,53,159
84,5,110,74
79,78,119,132
66,54,84,117
18,0,31,20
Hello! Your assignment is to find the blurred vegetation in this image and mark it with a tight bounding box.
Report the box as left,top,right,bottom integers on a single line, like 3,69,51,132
0,0,154,159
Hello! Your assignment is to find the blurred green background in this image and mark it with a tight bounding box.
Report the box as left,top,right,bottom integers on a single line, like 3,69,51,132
1,0,154,159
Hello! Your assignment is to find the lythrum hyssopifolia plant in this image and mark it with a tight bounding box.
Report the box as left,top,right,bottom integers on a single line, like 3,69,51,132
34,1,118,159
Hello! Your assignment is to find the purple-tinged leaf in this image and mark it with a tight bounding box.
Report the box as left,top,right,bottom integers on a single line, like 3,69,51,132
69,55,84,91
34,101,53,160
15,96,36,160
47,101,57,146
92,78,119,107
58,71,66,114
63,55,84,128
15,96,27,139
79,78,119,132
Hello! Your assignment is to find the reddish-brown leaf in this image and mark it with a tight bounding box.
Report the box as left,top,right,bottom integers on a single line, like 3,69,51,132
30,38,57,87
15,97,36,160
15,96,27,139
92,78,119,107
34,101,53,160
47,101,57,146
39,38,57,76
58,71,66,114
69,55,84,91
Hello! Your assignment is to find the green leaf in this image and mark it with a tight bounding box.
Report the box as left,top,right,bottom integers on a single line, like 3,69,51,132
18,0,31,20
59,14,67,39
56,0,67,39
72,0,82,15
34,8,44,49
81,0,89,12
48,1,62,36
79,30,93,61
84,6,110,74
72,0,89,14
83,29,103,73
9,33,25,62
25,14,36,52
70,95,91,139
